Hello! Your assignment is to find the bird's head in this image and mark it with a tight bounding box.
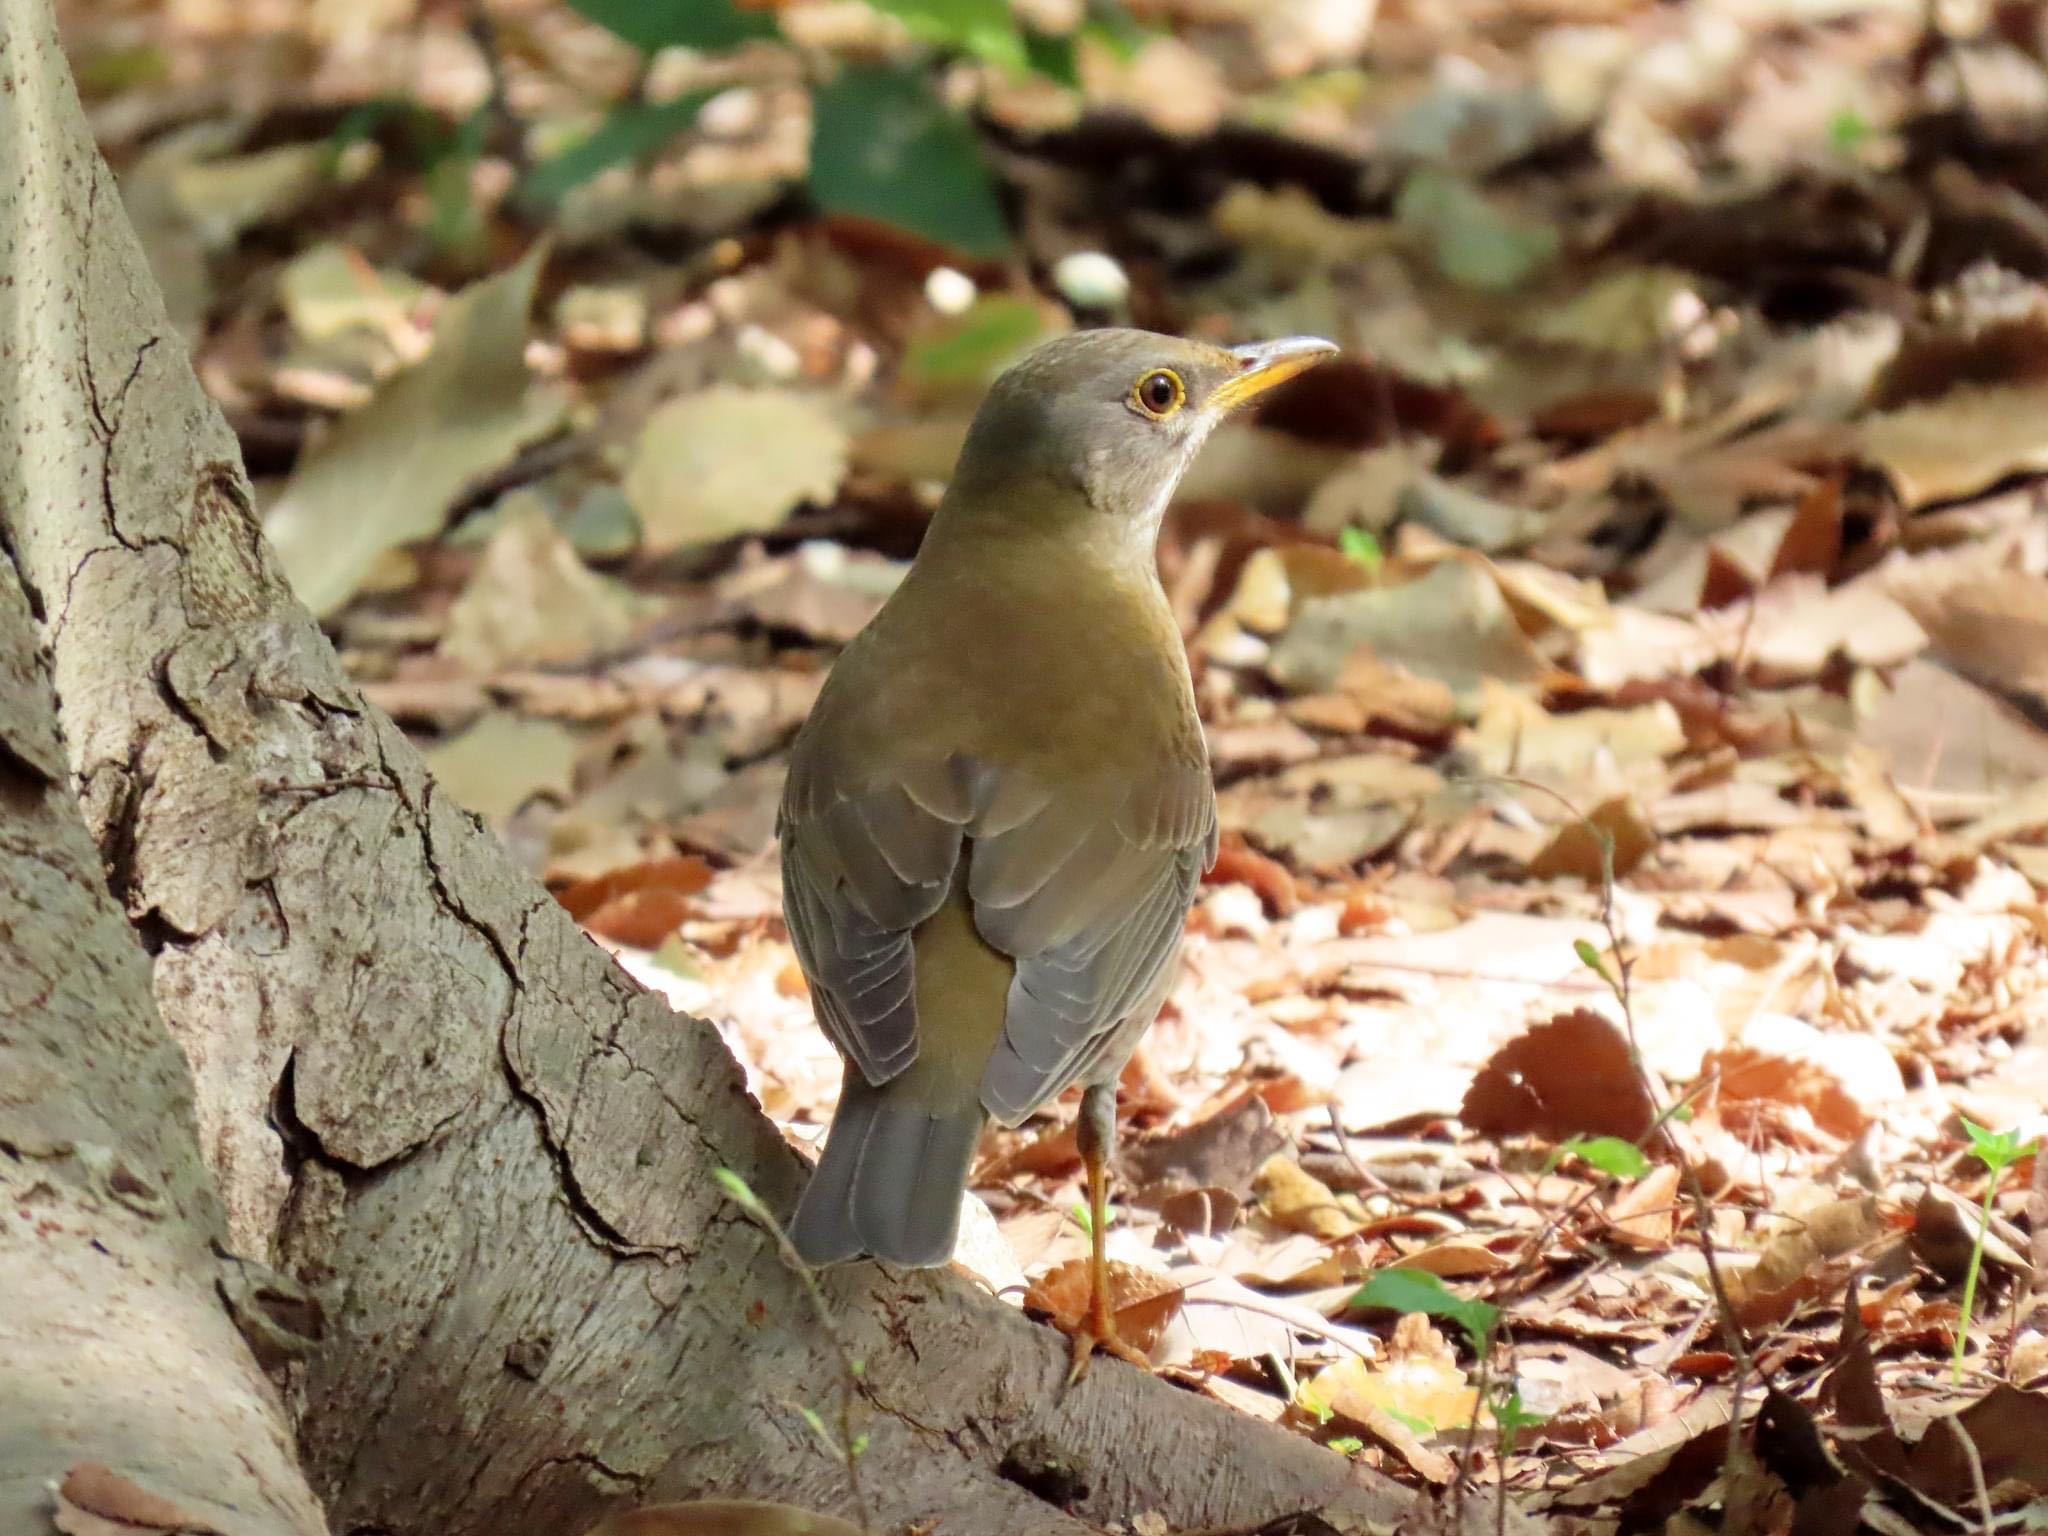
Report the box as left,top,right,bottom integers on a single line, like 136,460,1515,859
943,327,1337,546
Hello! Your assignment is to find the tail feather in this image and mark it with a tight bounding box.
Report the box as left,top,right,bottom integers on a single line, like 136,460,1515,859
790,1072,985,1267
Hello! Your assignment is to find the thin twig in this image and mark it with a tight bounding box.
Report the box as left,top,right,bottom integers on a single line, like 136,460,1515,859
1941,1411,1994,1536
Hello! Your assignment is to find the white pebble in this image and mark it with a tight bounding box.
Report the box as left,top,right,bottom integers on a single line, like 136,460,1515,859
1054,250,1130,311
924,265,978,316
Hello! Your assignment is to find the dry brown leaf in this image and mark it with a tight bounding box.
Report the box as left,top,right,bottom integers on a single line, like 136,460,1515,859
1904,1385,2048,1507
1391,1237,1512,1278
1603,1163,1681,1250
1461,1009,1658,1144
1525,795,1655,885
581,1502,865,1536
1724,1195,1883,1329
1860,377,2048,508
1269,557,1561,700
553,855,715,948
1253,1154,1367,1239
1022,1258,1184,1358
1702,1043,1873,1141
1889,567,2048,707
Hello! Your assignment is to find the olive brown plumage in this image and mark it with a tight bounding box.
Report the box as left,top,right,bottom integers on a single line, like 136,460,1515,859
779,326,1337,1370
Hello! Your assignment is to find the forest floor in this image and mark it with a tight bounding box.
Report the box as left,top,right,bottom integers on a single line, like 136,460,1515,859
55,0,2048,1528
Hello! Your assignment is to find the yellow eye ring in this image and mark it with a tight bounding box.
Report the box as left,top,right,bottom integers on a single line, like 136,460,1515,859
1131,368,1186,420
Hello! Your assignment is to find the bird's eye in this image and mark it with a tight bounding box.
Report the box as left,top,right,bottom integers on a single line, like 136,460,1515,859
1131,368,1185,419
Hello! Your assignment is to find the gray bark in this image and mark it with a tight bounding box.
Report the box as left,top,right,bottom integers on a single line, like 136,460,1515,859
0,1,1411,1531
0,28,326,1518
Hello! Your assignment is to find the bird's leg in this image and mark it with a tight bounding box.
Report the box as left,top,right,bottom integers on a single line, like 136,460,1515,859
1066,1082,1149,1383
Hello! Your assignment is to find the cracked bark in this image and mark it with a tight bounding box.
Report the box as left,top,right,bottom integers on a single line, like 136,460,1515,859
0,2,1412,1532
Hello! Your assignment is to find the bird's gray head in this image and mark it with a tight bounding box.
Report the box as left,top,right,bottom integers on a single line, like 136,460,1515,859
943,328,1337,541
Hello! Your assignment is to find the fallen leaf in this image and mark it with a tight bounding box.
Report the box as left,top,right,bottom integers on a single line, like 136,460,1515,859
1269,558,1560,701
1702,1033,1887,1143
1723,1195,1883,1329
1889,568,2048,713
1860,378,2048,508
1303,1313,1481,1437
1254,1154,1367,1239
1121,1090,1288,1199
426,714,579,823
268,245,560,616
626,387,849,553
278,241,429,344
1461,1009,1658,1144
1904,1386,2048,1506
1525,795,1656,885
441,501,643,671
553,855,715,948
1604,1163,1681,1250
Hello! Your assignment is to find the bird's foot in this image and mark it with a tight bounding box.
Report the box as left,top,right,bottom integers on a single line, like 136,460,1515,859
1063,1307,1151,1386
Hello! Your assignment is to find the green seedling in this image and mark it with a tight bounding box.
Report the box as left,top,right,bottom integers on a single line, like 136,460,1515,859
1954,1119,2038,1385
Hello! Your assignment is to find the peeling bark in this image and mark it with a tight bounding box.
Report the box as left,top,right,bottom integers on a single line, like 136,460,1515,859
0,2,1412,1532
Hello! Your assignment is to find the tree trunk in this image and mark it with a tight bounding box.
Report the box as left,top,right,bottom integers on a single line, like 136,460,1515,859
0,33,326,1520
0,3,1412,1532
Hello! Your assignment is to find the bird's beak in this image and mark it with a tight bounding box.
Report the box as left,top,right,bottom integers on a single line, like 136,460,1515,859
1210,336,1340,414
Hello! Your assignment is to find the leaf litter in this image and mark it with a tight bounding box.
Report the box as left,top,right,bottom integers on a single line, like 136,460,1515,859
70,0,2048,1525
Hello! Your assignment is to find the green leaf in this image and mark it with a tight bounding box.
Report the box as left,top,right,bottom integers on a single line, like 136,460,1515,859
1558,1135,1650,1181
1490,1386,1547,1446
902,294,1052,389
1573,938,1615,986
808,64,1009,256
569,0,776,53
1338,526,1383,571
713,1166,769,1219
1962,1117,2035,1173
870,0,1026,72
517,92,714,211
1384,1405,1436,1437
1327,1435,1364,1455
1350,1269,1499,1356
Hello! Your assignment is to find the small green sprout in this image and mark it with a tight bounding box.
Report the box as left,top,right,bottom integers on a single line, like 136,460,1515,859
1954,1119,2038,1385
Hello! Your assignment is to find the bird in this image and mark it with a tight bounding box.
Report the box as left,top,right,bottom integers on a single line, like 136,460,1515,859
779,326,1337,1373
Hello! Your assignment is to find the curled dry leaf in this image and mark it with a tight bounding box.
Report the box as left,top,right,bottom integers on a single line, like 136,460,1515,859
579,1501,864,1536
1903,1386,2048,1508
1603,1162,1682,1250
1022,1258,1185,1359
625,387,849,553
1701,1036,1887,1143
1461,1008,1658,1144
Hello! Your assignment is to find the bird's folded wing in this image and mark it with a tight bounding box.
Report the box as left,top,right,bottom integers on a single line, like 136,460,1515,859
779,756,975,1086
781,750,1216,1115
971,763,1217,1125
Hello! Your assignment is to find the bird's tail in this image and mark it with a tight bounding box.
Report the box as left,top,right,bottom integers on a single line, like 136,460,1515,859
789,1069,986,1267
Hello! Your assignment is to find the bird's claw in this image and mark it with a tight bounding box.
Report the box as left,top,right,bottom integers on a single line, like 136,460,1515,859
1063,1309,1151,1386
